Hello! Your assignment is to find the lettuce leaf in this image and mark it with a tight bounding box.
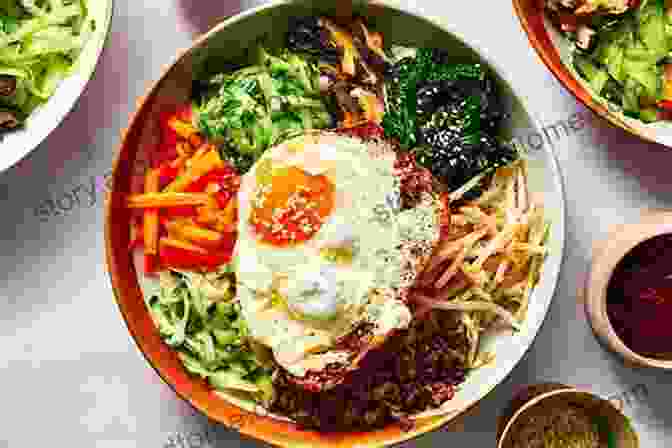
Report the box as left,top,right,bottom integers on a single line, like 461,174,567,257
0,0,94,129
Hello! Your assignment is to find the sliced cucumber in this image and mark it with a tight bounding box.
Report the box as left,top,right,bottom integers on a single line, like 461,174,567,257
597,41,626,82
639,106,659,122
623,58,661,99
624,41,657,61
637,0,668,60
623,77,643,115
574,54,610,94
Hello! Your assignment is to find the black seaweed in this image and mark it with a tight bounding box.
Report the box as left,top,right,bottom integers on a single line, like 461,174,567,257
385,49,516,192
286,17,340,65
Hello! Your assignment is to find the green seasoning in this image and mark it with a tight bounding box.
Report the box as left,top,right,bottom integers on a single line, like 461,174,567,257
509,402,604,448
0,0,95,131
194,46,333,173
146,267,275,405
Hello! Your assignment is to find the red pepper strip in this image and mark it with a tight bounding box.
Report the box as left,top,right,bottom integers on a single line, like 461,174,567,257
144,254,158,274
158,164,180,187
185,167,237,193
129,235,144,250
658,100,672,111
215,191,233,209
162,205,198,218
128,219,144,250
158,245,232,270
177,105,193,122
152,143,179,169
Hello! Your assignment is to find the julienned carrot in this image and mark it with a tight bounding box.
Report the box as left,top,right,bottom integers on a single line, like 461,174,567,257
144,169,161,255
159,237,209,254
188,144,211,164
165,220,227,248
185,167,236,193
342,111,355,128
164,148,224,193
167,116,200,141
663,64,672,101
222,198,237,223
126,192,211,208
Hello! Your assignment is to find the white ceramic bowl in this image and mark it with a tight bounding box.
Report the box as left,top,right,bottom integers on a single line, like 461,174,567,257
0,0,114,173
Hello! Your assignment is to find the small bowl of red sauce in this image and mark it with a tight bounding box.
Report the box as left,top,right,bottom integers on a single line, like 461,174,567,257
585,209,672,370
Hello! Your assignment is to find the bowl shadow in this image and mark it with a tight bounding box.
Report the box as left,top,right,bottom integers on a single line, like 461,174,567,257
175,0,247,36
581,113,672,201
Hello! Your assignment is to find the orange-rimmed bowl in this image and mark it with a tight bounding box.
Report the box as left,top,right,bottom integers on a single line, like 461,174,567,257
105,1,566,446
513,0,672,147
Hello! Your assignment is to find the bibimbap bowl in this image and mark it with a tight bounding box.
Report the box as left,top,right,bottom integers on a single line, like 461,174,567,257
105,1,566,446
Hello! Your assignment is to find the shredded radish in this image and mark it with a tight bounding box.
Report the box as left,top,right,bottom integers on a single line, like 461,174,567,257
414,295,520,331
494,259,510,284
436,248,467,288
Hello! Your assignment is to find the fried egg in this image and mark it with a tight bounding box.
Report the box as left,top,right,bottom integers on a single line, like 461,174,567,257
234,131,442,381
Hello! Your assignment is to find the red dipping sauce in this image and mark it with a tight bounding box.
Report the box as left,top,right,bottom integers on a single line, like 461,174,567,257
606,233,672,359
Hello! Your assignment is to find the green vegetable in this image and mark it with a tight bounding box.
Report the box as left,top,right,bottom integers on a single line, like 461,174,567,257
195,46,333,173
574,54,609,94
640,106,659,122
571,0,672,121
0,0,95,129
146,268,274,403
382,47,484,148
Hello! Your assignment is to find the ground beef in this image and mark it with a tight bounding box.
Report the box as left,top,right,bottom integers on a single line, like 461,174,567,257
286,323,376,392
269,310,469,432
393,151,436,210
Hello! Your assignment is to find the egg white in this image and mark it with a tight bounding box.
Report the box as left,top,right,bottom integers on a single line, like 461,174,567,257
234,132,436,377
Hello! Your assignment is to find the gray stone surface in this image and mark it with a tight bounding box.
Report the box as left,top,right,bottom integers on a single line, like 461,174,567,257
0,1,670,446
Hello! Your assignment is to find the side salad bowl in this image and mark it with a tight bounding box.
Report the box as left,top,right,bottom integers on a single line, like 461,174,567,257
513,0,672,147
0,0,114,172
105,0,566,446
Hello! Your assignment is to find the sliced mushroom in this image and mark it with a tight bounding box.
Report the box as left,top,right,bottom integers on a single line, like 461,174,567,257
351,19,390,75
0,76,17,97
0,111,19,129
319,17,358,77
332,80,362,114
354,56,378,85
576,24,596,50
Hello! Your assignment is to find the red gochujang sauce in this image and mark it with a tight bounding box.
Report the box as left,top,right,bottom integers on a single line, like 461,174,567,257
606,233,672,359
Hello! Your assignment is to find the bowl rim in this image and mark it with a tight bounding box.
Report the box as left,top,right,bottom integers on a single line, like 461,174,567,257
0,0,116,173
105,0,567,446
510,0,665,147
585,209,672,370
496,386,637,448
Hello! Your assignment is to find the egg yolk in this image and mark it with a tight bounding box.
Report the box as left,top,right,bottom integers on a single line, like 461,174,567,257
250,166,335,246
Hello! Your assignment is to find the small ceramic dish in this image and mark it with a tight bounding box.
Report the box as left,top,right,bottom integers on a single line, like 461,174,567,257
496,382,639,448
512,0,672,147
584,208,672,370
